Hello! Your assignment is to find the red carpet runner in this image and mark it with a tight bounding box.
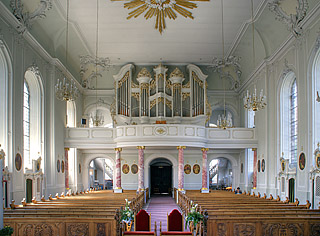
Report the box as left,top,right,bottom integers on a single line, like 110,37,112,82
144,194,182,235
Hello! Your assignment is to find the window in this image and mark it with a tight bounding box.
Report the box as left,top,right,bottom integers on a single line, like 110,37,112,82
23,68,43,170
67,101,76,127
23,81,31,167
289,79,298,164
280,71,297,165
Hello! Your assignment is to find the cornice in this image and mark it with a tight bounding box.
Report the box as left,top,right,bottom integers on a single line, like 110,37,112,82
238,1,320,94
0,1,83,93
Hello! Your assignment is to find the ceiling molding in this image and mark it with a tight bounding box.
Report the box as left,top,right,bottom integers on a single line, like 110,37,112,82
0,1,83,92
53,0,92,56
227,0,269,57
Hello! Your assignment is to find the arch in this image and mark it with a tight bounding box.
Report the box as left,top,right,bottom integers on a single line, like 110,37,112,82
67,101,77,127
278,68,297,165
208,153,239,188
145,153,178,190
0,40,13,168
23,66,44,170
84,101,113,128
82,153,115,190
210,102,239,127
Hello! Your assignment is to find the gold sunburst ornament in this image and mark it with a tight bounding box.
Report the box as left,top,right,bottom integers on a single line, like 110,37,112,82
112,0,209,34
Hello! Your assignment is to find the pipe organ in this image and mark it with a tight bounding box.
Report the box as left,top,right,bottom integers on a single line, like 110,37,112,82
113,63,209,126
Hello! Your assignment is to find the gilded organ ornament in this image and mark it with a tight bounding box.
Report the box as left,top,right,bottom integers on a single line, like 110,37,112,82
112,0,209,34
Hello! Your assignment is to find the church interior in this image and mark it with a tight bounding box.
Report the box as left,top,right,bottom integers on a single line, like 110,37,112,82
1,0,320,235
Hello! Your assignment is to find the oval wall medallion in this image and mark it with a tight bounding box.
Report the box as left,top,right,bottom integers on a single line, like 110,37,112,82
57,160,60,173
193,164,200,174
299,152,306,170
61,160,65,173
122,164,130,174
184,164,191,174
15,153,22,171
131,164,138,174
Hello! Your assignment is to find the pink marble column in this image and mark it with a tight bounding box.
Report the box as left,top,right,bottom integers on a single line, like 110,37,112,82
201,148,209,193
64,148,69,190
253,148,257,189
114,148,123,193
177,146,186,191
137,146,145,191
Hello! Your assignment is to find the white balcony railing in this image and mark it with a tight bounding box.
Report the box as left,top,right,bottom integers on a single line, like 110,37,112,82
65,125,257,149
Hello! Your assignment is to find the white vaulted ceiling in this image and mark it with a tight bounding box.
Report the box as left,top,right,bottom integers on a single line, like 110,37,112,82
49,0,265,65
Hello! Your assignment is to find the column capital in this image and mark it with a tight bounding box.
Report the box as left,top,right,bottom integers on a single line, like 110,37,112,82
64,147,70,151
115,148,122,152
137,146,145,150
177,146,186,150
0,145,5,160
252,148,257,151
201,148,209,152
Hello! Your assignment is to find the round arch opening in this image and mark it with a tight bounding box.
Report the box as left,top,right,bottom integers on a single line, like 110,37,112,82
209,157,233,190
149,158,173,196
88,157,114,190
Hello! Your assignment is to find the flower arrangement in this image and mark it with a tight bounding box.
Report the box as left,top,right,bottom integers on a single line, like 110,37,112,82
185,201,203,232
0,226,14,236
120,199,134,224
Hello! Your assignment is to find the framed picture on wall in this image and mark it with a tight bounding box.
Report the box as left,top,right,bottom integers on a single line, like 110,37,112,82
241,163,243,173
184,164,191,174
79,163,81,173
281,160,285,172
299,152,305,170
61,160,65,173
57,160,60,173
122,164,129,174
261,159,265,172
193,164,200,174
131,164,138,174
257,160,261,172
15,153,22,171
316,153,320,169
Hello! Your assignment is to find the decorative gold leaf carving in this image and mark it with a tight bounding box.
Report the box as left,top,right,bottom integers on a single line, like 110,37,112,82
118,71,129,87
113,0,209,34
192,71,203,88
182,92,190,101
170,67,184,78
150,99,157,109
137,68,151,78
183,80,190,88
131,82,139,88
132,92,140,100
166,99,172,110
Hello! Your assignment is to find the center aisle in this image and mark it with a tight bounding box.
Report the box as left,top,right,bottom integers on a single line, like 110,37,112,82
144,194,182,235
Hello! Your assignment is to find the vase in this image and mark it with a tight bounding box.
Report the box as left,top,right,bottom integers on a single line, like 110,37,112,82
126,222,132,231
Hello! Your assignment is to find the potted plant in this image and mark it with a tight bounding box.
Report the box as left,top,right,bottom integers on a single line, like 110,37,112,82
120,199,134,231
0,226,14,236
185,202,203,236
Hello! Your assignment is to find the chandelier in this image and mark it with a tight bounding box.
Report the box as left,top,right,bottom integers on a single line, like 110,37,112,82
216,0,232,130
243,0,267,112
55,78,79,101
55,0,79,101
91,0,104,127
243,87,266,111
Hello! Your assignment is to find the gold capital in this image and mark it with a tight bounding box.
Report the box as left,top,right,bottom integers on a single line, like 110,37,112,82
252,148,257,151
64,148,70,151
137,146,145,150
201,148,209,152
177,146,186,150
115,148,122,152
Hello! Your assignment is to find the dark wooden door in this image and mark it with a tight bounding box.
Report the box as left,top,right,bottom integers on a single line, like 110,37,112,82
26,179,32,203
289,178,295,203
151,166,172,195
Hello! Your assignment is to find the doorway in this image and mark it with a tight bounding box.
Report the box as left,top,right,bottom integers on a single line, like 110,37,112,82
150,158,172,195
26,179,32,203
289,178,295,203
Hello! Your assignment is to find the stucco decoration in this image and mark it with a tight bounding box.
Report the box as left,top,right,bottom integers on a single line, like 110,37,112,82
10,0,52,34
315,29,320,52
80,55,111,89
208,56,241,91
268,0,308,38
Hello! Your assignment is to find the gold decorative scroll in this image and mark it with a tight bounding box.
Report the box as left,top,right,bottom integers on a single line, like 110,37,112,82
112,0,209,34
138,68,151,78
150,79,156,90
166,79,172,89
166,99,172,110
131,82,139,88
158,97,165,104
182,92,190,101
132,92,140,100
150,99,157,109
182,80,190,88
118,71,129,87
192,71,203,88
170,67,184,78
205,98,211,123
